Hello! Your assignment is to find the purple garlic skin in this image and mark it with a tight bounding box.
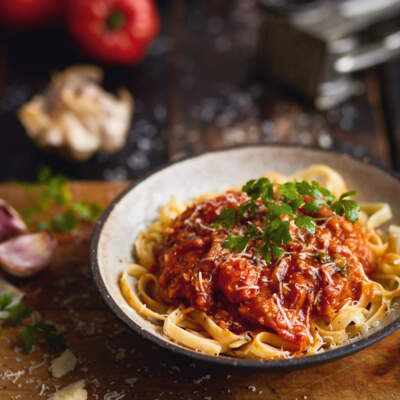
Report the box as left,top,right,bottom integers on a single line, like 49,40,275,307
0,231,57,277
0,199,27,241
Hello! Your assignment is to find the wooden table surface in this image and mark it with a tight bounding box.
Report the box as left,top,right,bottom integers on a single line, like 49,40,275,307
0,182,399,400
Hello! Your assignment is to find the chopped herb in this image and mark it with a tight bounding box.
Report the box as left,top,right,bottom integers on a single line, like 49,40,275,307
242,178,274,202
213,176,360,262
331,191,360,223
268,203,294,217
295,215,317,234
0,293,13,310
223,235,250,252
20,326,35,353
50,211,78,233
0,292,66,353
279,182,304,209
15,168,104,233
20,322,66,354
213,208,236,230
7,302,31,324
304,199,325,213
71,200,103,222
271,245,284,260
35,321,67,352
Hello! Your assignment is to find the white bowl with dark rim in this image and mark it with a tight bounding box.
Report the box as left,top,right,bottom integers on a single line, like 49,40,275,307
90,145,400,370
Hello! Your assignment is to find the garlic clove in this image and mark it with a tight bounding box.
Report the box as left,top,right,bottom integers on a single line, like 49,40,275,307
0,232,57,277
0,199,27,242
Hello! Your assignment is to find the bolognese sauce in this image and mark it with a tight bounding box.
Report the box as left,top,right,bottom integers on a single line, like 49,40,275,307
153,191,379,352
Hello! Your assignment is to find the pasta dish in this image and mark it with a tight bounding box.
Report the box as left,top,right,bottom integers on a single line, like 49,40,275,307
119,165,400,359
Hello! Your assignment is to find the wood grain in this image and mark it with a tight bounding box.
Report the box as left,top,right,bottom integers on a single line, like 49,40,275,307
0,182,399,400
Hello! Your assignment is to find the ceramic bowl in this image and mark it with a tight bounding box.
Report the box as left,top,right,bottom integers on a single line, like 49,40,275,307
90,145,400,370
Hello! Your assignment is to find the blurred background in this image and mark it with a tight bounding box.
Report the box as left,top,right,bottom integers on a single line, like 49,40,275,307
1,0,400,182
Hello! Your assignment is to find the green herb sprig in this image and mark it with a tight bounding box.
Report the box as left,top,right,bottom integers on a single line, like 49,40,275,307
16,167,104,233
0,292,66,353
20,321,66,354
213,178,360,262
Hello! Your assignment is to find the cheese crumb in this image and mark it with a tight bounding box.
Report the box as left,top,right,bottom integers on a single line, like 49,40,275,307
50,349,77,378
48,380,87,400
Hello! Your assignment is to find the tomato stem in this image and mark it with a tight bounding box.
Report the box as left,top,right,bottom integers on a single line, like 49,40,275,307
107,9,126,31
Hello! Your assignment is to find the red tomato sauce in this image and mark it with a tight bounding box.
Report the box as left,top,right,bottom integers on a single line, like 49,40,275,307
153,191,378,352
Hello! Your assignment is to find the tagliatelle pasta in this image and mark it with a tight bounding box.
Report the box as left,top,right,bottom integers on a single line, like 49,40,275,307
119,165,400,359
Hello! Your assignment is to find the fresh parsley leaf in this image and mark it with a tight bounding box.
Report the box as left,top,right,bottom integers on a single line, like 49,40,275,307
295,181,315,197
213,208,236,230
7,302,31,325
42,174,71,209
51,211,78,232
268,203,294,217
342,200,360,223
339,190,358,201
271,245,284,260
275,220,292,245
319,187,335,203
261,243,272,263
37,167,52,183
35,321,67,352
71,201,103,222
19,322,66,354
265,219,291,245
238,202,258,220
331,191,360,223
295,180,334,202
247,224,258,237
242,178,273,203
304,199,325,213
20,326,35,353
0,293,13,311
279,182,304,209
16,167,103,233
296,215,317,234
223,235,250,252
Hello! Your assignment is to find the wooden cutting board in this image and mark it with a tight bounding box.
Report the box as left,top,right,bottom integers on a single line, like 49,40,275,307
0,182,399,400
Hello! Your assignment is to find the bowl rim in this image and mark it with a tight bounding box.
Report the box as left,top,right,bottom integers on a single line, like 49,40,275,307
89,143,400,369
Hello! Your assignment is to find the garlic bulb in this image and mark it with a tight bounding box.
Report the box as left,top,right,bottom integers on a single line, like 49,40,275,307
0,231,57,277
19,65,134,162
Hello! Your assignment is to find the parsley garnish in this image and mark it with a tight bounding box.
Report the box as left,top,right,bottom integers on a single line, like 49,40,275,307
0,293,66,354
223,235,250,252
7,302,32,324
16,168,104,233
20,321,67,353
214,178,360,262
295,215,317,234
330,191,360,223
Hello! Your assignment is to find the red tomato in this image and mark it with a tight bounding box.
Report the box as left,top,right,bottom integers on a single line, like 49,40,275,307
66,0,160,65
0,0,64,29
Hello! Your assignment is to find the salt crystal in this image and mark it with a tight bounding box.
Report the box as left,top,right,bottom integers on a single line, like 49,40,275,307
124,378,137,387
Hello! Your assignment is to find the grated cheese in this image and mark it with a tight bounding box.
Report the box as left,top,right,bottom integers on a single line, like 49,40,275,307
198,271,206,293
1,370,25,384
104,392,126,400
48,380,87,400
49,349,77,378
273,294,293,329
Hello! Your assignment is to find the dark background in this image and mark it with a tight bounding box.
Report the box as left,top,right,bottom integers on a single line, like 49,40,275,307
0,0,399,182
